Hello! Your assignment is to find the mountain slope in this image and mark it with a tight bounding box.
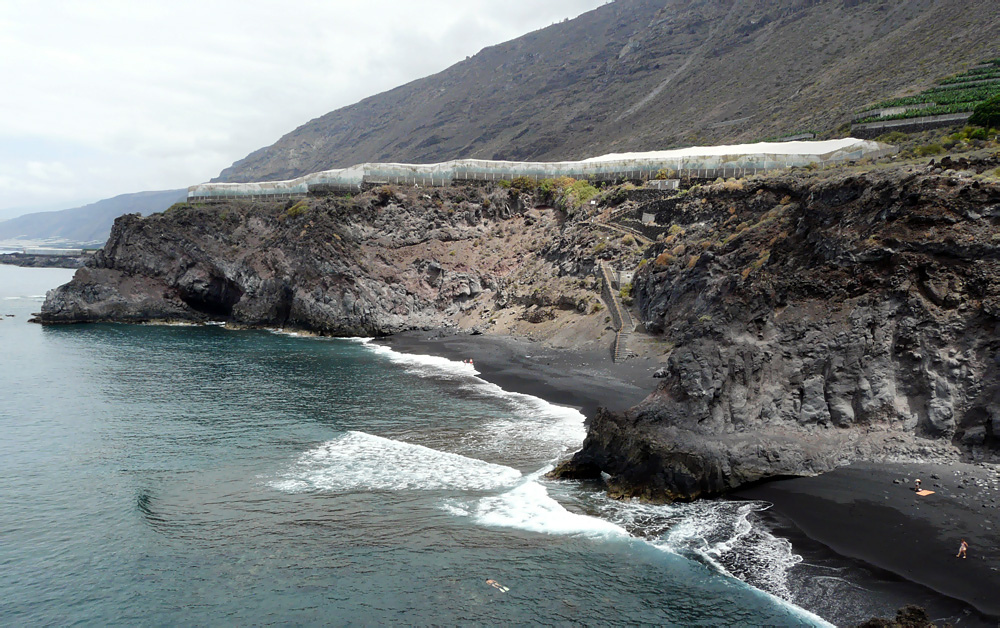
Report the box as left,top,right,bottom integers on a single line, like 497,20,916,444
0,189,186,246
216,0,1000,184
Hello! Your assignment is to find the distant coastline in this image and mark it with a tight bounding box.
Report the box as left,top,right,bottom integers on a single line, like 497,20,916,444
0,252,88,269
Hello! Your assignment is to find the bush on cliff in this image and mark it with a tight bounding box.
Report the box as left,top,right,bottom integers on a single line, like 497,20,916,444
286,200,309,218
559,179,599,214
969,94,1000,128
509,176,538,193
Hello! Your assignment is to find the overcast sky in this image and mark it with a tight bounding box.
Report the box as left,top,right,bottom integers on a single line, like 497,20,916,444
0,0,607,219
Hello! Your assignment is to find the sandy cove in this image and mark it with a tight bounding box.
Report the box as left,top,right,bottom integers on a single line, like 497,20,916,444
375,330,1000,625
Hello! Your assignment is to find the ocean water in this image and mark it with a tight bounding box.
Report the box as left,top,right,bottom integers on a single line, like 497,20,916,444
0,265,827,626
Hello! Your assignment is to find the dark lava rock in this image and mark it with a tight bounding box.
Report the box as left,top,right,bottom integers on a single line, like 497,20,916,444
557,165,1000,500
34,188,607,341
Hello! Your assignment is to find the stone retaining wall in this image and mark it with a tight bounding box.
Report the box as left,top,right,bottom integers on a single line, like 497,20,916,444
851,112,973,138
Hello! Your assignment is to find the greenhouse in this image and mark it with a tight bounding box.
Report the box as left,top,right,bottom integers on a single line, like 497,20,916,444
187,138,896,201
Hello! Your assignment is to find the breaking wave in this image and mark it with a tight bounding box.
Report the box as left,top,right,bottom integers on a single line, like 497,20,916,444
270,431,522,493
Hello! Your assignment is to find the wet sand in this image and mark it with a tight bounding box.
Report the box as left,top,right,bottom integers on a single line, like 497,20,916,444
737,461,1000,623
374,329,658,416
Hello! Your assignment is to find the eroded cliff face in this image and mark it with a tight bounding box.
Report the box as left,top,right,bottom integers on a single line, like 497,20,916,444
561,157,1000,500
36,185,636,346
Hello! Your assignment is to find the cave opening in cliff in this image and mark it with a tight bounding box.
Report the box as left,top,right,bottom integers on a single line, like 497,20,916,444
178,276,244,318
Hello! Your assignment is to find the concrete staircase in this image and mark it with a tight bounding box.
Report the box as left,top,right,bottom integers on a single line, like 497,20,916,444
612,328,632,363
599,261,636,363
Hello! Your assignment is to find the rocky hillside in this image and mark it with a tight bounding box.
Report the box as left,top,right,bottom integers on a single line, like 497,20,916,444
557,154,1000,500
35,185,642,348
217,0,1000,183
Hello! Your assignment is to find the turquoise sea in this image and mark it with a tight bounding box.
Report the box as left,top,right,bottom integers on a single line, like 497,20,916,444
0,265,833,626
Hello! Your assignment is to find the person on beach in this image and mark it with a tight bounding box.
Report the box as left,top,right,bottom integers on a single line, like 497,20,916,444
914,479,921,492
957,539,968,559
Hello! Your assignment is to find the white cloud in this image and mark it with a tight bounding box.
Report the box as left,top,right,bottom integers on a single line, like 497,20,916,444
24,160,75,182
0,0,607,214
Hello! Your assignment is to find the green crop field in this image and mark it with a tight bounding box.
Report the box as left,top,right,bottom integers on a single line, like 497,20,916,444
855,59,1000,123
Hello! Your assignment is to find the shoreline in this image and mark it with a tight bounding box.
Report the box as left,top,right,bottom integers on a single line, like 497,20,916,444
373,329,658,417
376,329,1000,626
736,461,1000,624
23,307,999,624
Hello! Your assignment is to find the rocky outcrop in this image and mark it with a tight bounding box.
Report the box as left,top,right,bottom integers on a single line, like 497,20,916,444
0,253,89,269
35,186,624,341
558,157,1000,500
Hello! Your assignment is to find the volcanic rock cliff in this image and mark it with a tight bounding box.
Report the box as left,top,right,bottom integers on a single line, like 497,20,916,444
39,158,1000,500
558,155,1000,500
36,185,637,346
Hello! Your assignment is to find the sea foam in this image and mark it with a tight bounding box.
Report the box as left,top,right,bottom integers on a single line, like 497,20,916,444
471,472,627,539
353,338,478,380
597,497,804,601
271,431,522,493
293,337,828,625
353,338,586,459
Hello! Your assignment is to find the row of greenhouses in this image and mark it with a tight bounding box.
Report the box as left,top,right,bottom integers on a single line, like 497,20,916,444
187,139,896,201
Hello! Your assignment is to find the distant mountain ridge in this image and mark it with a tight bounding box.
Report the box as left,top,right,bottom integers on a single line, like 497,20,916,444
215,0,1000,184
0,189,186,246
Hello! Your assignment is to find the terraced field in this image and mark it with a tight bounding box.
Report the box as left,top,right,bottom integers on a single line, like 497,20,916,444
855,59,1000,123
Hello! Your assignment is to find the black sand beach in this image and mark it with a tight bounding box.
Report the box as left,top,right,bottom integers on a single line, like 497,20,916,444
377,330,1000,625
737,462,1000,624
374,330,657,416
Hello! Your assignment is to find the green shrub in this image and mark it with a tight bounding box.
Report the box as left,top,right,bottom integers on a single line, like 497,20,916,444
877,131,910,144
913,144,945,157
538,178,560,197
286,200,309,218
510,176,537,192
537,176,575,202
619,283,633,300
967,126,989,140
561,179,599,213
969,94,1000,128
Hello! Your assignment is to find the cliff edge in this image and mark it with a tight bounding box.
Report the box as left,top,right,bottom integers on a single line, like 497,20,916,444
557,155,1000,500
35,185,638,348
